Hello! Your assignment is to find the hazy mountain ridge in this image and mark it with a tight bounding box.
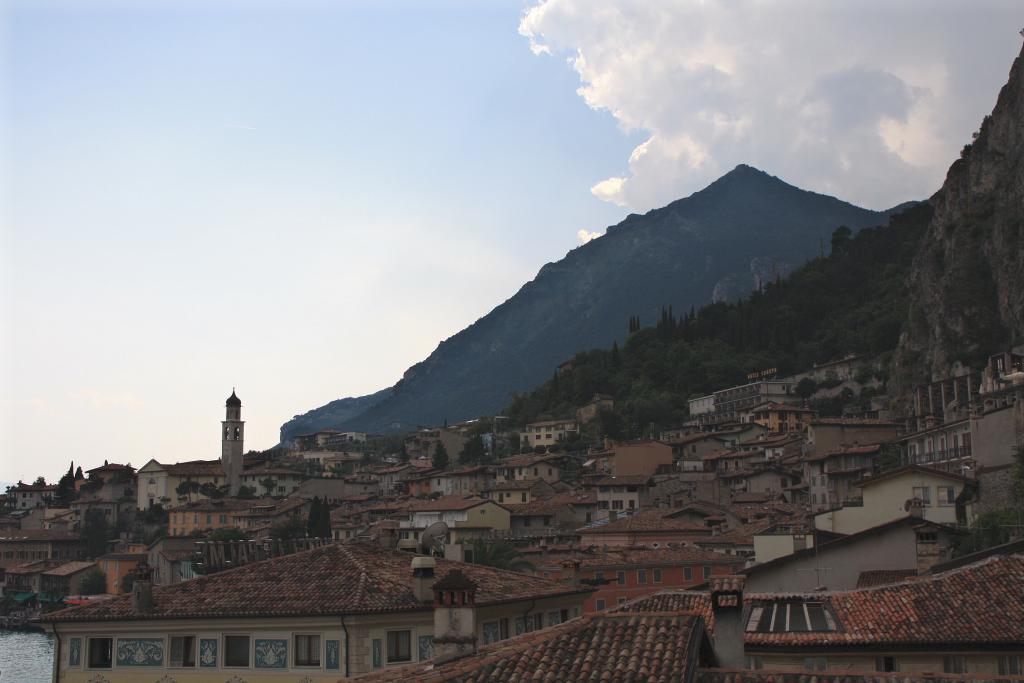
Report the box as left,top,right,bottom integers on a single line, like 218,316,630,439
281,165,900,441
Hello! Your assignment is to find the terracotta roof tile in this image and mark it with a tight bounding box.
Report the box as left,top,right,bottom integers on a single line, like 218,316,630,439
357,612,705,683
42,541,589,623
627,553,1024,649
409,496,501,512
855,569,918,588
580,509,708,535
164,460,225,477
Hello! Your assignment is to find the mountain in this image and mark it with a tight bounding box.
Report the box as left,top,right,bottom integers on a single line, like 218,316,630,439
504,201,933,432
897,43,1024,385
282,388,392,440
281,165,902,441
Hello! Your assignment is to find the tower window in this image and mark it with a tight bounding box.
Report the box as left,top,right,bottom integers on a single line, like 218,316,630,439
234,427,240,440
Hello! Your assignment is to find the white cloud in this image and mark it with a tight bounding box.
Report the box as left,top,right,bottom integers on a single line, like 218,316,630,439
577,228,603,244
521,0,1024,210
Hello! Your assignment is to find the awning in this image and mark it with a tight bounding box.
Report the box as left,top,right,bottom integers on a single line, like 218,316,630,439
10,591,36,603
39,592,64,603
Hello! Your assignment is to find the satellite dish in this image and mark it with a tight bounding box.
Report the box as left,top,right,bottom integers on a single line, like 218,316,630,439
420,521,449,556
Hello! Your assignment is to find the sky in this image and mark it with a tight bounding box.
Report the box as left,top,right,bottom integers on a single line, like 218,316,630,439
2,0,1022,484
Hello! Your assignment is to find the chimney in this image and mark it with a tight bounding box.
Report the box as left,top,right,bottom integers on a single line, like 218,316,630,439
915,528,946,574
709,575,745,669
559,559,581,587
131,562,154,613
432,570,478,664
411,556,436,603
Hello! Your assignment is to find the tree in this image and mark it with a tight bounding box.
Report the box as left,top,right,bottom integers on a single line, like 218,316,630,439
468,539,535,572
595,409,624,441
79,568,107,595
80,508,110,559
198,482,227,499
306,497,323,537
268,515,306,540
398,442,410,463
56,462,77,507
33,476,46,486
795,378,818,400
175,479,200,503
259,477,278,497
237,485,257,499
74,466,84,480
307,498,331,539
459,435,487,465
830,225,852,256
432,442,450,470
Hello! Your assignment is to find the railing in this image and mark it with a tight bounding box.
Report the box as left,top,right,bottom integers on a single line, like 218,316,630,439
908,446,973,465
194,537,334,574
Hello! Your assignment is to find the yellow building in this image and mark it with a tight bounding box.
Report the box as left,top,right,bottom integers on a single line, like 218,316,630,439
42,541,591,682
521,419,578,449
401,496,511,545
167,499,253,537
750,402,816,434
815,465,972,535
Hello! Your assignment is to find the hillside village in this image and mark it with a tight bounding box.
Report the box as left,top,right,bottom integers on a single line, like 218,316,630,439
5,25,1024,683
3,339,1024,681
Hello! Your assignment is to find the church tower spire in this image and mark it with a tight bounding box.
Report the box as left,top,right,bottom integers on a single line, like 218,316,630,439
222,389,244,495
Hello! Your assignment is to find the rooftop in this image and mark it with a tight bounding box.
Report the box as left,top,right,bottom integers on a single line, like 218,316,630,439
409,496,503,512
579,509,707,535
358,611,707,683
626,552,1024,649
42,541,591,623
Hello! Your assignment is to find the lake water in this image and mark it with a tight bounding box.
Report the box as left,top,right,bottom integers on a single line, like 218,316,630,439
0,631,53,683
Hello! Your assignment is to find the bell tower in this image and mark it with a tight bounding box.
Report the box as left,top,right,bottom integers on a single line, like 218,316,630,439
222,389,244,495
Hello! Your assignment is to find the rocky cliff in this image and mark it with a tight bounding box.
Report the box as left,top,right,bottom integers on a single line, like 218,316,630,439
282,165,902,441
897,43,1024,385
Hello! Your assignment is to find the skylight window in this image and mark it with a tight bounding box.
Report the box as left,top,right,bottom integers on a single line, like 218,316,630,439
746,601,836,633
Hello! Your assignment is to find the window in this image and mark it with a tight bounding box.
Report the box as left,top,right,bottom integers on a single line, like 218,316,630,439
521,492,527,502
875,656,899,672
628,499,636,509
533,614,544,631
637,569,647,585
937,486,956,505
617,597,627,606
912,486,932,505
747,602,836,633
702,566,711,579
387,631,411,663
684,567,693,581
596,599,606,611
169,636,196,667
612,500,623,510
745,656,763,670
616,571,626,585
294,634,320,667
803,657,827,671
87,638,112,669
944,656,967,674
224,635,250,667
999,656,1022,675
594,571,603,582
653,568,662,584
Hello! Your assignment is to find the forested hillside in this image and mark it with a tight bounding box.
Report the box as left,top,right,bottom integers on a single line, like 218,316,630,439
506,203,933,436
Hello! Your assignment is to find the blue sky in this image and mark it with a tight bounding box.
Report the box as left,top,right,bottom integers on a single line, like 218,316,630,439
2,1,635,482
2,0,1021,483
